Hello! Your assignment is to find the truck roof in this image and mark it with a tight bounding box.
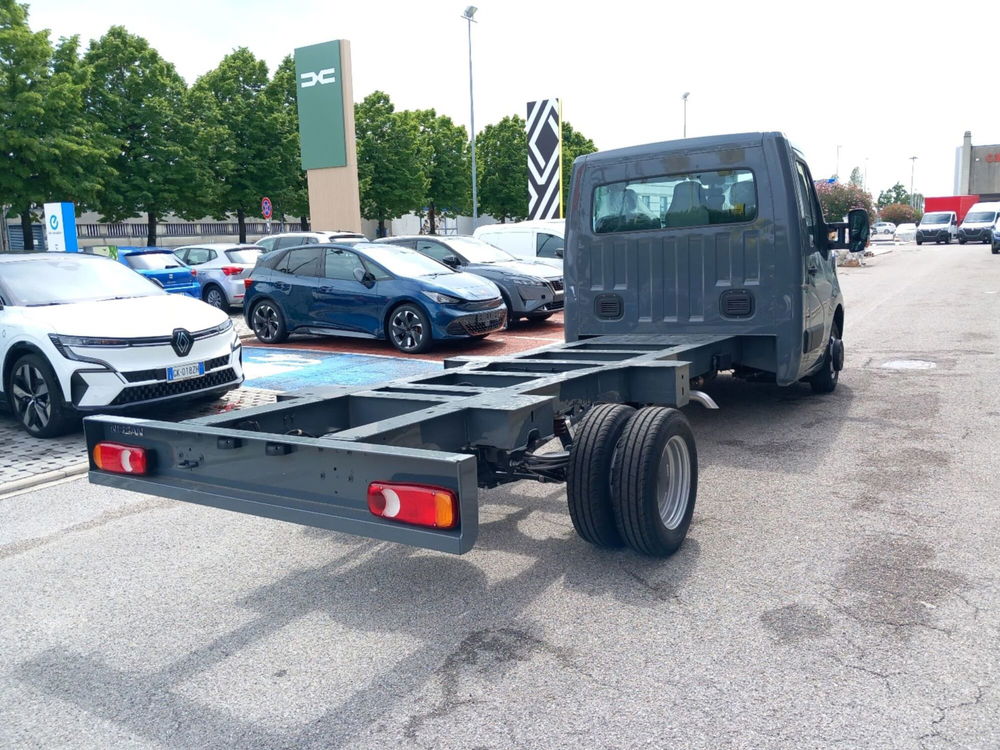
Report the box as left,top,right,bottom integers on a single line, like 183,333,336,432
574,132,783,168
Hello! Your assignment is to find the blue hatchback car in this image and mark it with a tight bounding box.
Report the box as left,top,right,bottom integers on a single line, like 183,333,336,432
81,246,200,298
243,242,507,353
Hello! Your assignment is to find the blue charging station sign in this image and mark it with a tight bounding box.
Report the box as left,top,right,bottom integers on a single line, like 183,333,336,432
43,202,78,252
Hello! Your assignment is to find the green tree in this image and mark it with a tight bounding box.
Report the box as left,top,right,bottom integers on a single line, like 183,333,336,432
354,91,427,237
402,108,468,234
84,27,199,246
878,203,920,225
192,48,277,243
263,55,308,229
877,182,910,209
561,121,597,214
848,166,863,188
814,180,876,224
476,115,528,222
1,2,111,249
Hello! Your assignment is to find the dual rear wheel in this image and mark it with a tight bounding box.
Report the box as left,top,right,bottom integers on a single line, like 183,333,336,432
566,404,697,557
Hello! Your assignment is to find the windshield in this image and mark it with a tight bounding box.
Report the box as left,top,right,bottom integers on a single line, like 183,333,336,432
360,245,457,277
226,248,262,264
124,252,184,270
964,211,997,224
445,237,517,264
0,255,163,306
921,213,950,225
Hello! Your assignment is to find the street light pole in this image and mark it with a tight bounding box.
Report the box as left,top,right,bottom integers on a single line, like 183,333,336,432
463,6,479,221
836,145,841,180
682,92,689,138
910,156,918,208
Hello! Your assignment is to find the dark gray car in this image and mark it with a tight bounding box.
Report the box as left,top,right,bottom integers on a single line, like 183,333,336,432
376,235,564,322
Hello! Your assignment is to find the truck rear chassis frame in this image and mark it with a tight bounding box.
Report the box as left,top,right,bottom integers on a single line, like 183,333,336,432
86,333,742,554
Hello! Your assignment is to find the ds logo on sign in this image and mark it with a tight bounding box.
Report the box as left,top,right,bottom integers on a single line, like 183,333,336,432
300,68,336,88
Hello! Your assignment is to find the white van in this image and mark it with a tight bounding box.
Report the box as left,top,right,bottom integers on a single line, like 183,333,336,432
916,211,959,245
473,219,564,269
958,202,1000,244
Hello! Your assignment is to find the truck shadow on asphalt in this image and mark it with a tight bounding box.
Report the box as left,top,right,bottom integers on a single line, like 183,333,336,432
12,376,874,748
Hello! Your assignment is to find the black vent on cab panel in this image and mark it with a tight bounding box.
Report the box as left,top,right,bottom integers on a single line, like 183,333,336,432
595,293,624,320
720,289,754,318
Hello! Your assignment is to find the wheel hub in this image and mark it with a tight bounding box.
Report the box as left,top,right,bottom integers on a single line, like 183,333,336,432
656,435,691,530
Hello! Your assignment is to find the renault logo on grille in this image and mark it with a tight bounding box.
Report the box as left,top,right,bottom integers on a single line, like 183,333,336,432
171,328,193,357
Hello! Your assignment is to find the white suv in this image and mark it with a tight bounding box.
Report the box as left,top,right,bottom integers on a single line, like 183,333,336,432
0,253,243,438
254,231,367,254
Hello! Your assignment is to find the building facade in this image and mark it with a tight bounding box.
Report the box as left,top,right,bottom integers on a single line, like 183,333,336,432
955,132,1000,201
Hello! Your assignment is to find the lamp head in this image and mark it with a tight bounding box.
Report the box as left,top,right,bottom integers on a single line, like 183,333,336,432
463,6,478,19
682,91,690,100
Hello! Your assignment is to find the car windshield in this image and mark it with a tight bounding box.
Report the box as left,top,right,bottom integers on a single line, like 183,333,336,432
0,255,163,306
921,213,950,225
964,211,997,223
360,245,457,277
124,252,184,270
445,237,517,264
226,248,261,264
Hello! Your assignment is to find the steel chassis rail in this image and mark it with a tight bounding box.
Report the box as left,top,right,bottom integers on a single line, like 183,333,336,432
85,333,741,554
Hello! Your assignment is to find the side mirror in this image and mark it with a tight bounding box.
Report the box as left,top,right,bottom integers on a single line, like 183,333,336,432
554,248,564,258
441,255,461,269
847,208,870,253
353,267,376,287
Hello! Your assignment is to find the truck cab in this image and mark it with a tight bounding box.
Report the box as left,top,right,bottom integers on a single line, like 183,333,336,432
564,132,856,389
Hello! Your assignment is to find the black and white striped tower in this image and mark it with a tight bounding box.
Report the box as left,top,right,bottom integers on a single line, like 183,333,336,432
526,98,563,220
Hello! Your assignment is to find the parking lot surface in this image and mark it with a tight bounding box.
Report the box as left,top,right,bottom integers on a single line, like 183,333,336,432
2,244,999,748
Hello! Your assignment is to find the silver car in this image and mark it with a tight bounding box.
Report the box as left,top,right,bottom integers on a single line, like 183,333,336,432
173,243,263,309
254,231,367,254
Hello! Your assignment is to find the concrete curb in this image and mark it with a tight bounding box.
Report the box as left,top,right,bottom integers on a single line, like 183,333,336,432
0,462,89,497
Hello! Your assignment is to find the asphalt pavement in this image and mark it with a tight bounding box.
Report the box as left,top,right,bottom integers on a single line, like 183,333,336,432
2,242,999,748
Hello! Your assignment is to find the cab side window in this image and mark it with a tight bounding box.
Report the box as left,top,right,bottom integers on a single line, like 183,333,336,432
793,161,820,251
536,233,564,258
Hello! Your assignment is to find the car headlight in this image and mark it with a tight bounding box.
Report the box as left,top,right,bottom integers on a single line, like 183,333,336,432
49,334,130,349
421,291,462,304
213,318,234,334
506,276,547,286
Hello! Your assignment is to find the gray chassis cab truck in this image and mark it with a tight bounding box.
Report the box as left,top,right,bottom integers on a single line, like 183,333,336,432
85,132,869,558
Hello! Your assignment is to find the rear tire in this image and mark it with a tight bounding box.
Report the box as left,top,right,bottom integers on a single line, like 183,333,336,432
203,285,227,309
566,404,635,548
7,354,73,438
809,321,842,394
250,300,288,344
611,407,698,557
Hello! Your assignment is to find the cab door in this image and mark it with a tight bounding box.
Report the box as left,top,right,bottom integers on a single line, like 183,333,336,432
312,248,387,335
792,160,834,368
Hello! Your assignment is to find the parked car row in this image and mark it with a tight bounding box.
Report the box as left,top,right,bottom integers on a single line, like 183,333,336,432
0,225,567,437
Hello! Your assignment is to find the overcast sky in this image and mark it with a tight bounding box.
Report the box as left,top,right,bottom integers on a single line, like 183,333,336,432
28,0,999,199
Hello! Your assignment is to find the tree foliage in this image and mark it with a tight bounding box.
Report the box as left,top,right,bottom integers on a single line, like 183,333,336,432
814,181,876,224
1,1,112,247
355,91,427,236
879,203,920,225
84,26,198,244
561,121,597,213
476,115,528,222
401,108,468,233
848,166,863,188
192,48,277,242
877,182,910,209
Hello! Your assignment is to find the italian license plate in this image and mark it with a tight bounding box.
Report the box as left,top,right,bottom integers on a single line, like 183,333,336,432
167,362,205,381
475,313,500,326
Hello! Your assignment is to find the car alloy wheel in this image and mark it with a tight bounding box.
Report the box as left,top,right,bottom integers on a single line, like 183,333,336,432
11,361,53,433
389,305,429,353
205,286,226,309
251,302,282,343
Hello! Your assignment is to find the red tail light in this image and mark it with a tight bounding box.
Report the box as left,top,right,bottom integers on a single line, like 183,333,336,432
92,442,148,475
367,482,458,529
221,266,243,276
244,278,253,289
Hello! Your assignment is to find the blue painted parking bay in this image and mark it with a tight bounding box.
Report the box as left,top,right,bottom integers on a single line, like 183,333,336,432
241,347,440,391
